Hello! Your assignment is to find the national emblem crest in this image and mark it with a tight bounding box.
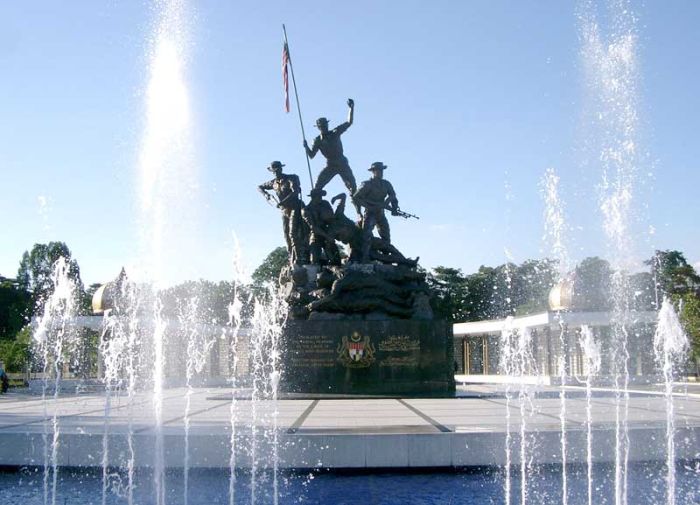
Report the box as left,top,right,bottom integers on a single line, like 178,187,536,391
337,331,376,368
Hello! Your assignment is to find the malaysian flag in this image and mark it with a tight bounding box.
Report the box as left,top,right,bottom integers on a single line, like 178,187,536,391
282,42,290,113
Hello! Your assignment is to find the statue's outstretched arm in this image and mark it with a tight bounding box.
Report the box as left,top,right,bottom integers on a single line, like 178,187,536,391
258,182,272,199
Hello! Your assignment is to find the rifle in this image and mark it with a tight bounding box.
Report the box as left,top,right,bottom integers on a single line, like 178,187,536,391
354,194,420,220
391,207,419,220
261,191,280,208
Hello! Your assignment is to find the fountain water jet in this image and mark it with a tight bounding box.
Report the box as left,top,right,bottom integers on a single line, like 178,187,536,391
94,273,144,505
227,240,248,505
248,284,287,504
541,166,571,505
654,298,689,505
579,2,643,502
500,249,516,505
579,324,602,505
100,304,125,505
181,293,215,505
32,257,80,505
136,0,196,503
500,318,537,505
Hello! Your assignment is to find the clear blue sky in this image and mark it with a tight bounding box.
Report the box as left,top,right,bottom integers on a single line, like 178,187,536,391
1,1,698,286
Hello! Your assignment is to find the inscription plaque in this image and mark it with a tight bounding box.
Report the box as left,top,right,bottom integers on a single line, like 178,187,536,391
281,320,455,395
290,335,336,368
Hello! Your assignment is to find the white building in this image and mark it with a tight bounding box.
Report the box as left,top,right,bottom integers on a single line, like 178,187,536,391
452,279,659,384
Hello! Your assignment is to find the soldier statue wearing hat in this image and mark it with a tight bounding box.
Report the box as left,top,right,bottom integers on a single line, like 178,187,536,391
302,188,341,265
330,192,418,267
258,161,308,264
303,99,360,214
352,162,400,263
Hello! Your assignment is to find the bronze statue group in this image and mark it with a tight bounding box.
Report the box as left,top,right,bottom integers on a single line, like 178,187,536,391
259,99,418,269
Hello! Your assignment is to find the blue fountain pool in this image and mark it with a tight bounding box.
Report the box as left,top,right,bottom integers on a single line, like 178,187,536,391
1,462,699,505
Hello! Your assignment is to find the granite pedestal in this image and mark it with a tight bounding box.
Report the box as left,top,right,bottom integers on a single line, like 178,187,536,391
280,319,455,395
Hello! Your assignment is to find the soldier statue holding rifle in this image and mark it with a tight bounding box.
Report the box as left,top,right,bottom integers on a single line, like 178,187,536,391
258,161,308,265
352,161,417,263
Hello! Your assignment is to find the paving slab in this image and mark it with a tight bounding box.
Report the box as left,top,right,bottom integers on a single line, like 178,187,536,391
0,384,699,469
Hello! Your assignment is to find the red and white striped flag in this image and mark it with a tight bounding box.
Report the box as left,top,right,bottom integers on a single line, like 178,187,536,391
282,42,290,113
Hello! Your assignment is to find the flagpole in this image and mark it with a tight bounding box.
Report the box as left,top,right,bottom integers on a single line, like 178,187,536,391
282,24,314,188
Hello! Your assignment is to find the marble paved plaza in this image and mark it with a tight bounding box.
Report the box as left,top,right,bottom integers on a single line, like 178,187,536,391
1,384,699,468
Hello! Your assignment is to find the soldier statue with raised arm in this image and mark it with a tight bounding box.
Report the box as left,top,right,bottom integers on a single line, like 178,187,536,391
304,99,360,214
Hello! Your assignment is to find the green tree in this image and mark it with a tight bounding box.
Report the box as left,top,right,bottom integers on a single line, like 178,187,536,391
629,271,656,311
428,259,558,323
17,242,85,315
514,258,558,315
645,250,700,298
463,266,496,321
574,256,612,310
675,293,700,368
251,247,288,286
484,263,516,319
0,277,31,340
0,326,31,372
643,250,700,368
159,279,252,324
426,266,470,322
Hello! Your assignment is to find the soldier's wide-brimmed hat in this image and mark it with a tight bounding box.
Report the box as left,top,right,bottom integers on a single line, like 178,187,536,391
368,162,388,171
267,161,285,171
308,188,327,197
315,117,329,127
